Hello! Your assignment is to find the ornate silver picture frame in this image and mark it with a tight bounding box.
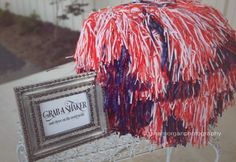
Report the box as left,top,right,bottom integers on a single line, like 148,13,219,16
14,72,109,162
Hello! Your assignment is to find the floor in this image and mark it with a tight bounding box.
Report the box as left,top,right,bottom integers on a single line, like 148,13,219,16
0,62,235,162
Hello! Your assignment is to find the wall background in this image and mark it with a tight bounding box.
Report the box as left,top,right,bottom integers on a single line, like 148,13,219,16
0,0,235,31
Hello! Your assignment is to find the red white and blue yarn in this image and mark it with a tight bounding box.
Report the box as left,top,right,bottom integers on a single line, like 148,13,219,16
74,0,236,147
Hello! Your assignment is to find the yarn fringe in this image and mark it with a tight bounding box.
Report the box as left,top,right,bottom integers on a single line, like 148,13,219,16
74,0,236,146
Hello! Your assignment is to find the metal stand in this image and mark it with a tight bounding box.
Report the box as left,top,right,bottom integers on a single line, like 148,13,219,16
209,126,221,162
166,147,173,162
16,121,221,162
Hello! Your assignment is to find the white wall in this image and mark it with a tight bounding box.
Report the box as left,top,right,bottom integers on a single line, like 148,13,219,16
200,0,236,29
0,0,235,31
0,0,94,31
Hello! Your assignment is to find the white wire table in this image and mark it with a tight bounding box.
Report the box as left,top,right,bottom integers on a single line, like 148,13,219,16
16,122,220,162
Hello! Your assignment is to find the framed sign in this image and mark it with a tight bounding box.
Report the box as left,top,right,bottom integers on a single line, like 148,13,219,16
15,72,109,162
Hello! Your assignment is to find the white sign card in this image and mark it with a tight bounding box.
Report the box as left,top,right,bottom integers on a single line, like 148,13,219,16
40,92,91,136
